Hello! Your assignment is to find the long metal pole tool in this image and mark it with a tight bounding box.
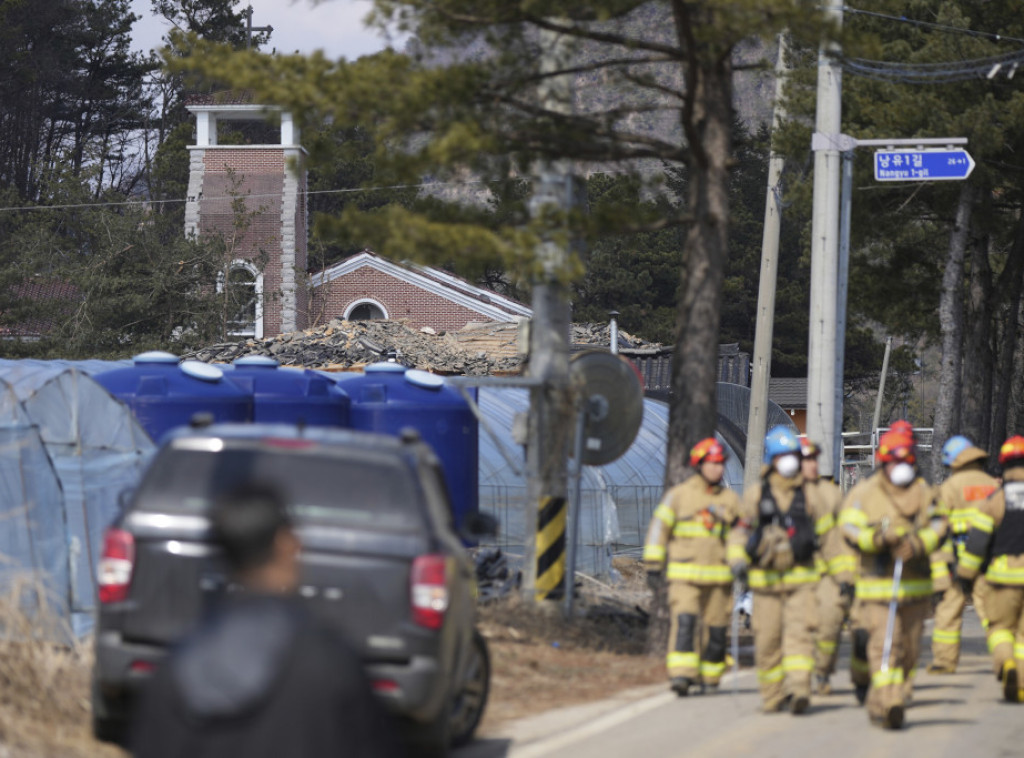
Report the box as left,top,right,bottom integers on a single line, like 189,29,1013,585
731,578,743,697
880,556,903,675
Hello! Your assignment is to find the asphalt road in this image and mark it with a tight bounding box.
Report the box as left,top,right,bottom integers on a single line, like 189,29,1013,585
458,609,1018,758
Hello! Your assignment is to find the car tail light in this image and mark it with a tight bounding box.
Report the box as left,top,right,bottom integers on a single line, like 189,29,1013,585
130,660,156,674
98,528,135,604
411,554,449,630
371,679,401,695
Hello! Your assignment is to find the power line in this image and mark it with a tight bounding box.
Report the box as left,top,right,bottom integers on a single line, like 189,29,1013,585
0,180,489,213
844,49,1024,83
843,6,1024,45
0,164,680,214
840,5,1024,83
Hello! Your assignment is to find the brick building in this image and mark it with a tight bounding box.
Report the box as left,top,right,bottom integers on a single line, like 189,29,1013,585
309,251,531,332
185,99,528,337
185,96,308,339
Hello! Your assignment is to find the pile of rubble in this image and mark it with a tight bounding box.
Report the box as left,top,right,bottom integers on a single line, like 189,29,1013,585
185,318,662,375
185,318,522,375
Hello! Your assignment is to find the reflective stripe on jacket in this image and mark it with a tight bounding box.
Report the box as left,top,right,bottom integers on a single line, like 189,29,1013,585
959,468,1024,585
936,450,998,565
736,472,832,594
643,473,742,585
838,473,942,604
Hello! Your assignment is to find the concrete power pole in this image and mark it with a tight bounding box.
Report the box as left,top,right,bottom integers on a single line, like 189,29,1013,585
807,0,845,478
522,27,574,604
744,35,789,493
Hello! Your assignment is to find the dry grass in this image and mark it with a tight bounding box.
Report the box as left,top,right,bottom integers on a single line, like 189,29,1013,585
0,562,661,755
0,578,122,758
476,558,664,733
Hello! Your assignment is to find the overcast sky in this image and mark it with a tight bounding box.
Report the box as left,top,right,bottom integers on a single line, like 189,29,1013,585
129,0,399,60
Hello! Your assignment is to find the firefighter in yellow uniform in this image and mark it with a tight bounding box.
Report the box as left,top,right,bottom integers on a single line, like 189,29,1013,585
730,426,831,714
957,435,1024,702
839,427,946,729
928,435,997,673
643,437,742,696
801,437,855,695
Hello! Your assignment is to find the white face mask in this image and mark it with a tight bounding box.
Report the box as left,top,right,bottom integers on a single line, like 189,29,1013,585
774,453,800,479
888,462,916,487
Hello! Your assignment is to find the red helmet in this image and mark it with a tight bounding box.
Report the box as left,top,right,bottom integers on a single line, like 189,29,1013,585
889,420,915,441
877,429,916,464
799,436,820,459
690,437,726,467
998,435,1024,465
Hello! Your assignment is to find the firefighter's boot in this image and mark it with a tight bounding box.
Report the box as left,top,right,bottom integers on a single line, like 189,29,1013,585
884,704,905,729
670,677,692,697
854,684,868,705
1002,661,1019,703
813,673,831,695
790,694,809,715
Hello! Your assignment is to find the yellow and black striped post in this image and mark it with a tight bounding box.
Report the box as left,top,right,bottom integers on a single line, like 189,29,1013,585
535,495,567,601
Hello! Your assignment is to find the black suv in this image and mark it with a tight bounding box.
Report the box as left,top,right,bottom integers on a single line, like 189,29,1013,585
92,423,491,756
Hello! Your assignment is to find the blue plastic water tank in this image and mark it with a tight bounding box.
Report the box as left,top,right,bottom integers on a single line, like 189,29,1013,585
337,363,479,530
224,356,350,427
93,352,252,442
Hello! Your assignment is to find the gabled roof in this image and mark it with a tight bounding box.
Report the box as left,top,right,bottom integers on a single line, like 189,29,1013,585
768,377,807,408
310,251,532,323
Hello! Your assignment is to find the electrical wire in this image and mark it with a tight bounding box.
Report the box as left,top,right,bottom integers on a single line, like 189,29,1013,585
0,180,490,213
843,6,1024,45
841,5,1024,83
843,49,1024,84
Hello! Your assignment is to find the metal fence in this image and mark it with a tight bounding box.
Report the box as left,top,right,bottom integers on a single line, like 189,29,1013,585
479,483,664,577
840,427,936,491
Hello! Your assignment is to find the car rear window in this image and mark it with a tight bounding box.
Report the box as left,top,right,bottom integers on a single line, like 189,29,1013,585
133,445,424,531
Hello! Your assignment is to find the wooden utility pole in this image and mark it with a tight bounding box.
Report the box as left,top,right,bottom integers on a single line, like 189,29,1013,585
744,35,789,492
807,0,844,478
522,27,573,603
243,5,273,48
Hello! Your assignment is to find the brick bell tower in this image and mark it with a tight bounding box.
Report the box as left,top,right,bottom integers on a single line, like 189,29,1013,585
184,96,308,338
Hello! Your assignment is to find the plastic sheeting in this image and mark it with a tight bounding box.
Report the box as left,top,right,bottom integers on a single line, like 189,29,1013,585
476,388,746,577
0,361,153,637
0,379,68,629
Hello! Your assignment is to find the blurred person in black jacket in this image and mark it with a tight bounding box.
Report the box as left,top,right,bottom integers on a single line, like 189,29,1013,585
131,482,403,758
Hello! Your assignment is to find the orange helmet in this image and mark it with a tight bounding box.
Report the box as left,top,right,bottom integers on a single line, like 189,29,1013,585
889,420,915,440
690,437,726,467
998,435,1024,465
877,429,916,464
799,436,820,458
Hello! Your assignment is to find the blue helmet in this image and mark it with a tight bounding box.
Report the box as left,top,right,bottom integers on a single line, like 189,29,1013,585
941,435,973,467
764,425,801,463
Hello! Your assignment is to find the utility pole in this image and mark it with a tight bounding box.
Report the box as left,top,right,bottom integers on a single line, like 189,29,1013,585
832,150,854,480
522,27,574,604
807,0,844,478
243,5,273,49
745,35,789,493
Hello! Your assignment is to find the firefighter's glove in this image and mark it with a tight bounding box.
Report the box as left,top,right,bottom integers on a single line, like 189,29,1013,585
872,527,903,552
892,535,923,562
730,561,748,583
758,525,794,572
646,571,664,594
839,582,855,602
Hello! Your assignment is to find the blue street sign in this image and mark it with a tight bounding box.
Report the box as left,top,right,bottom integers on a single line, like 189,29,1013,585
874,148,975,182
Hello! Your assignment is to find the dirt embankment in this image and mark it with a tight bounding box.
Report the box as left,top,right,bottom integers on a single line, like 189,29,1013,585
477,556,663,732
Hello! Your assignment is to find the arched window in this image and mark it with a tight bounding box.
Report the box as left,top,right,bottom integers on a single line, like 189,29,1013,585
345,299,388,321
220,262,263,338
